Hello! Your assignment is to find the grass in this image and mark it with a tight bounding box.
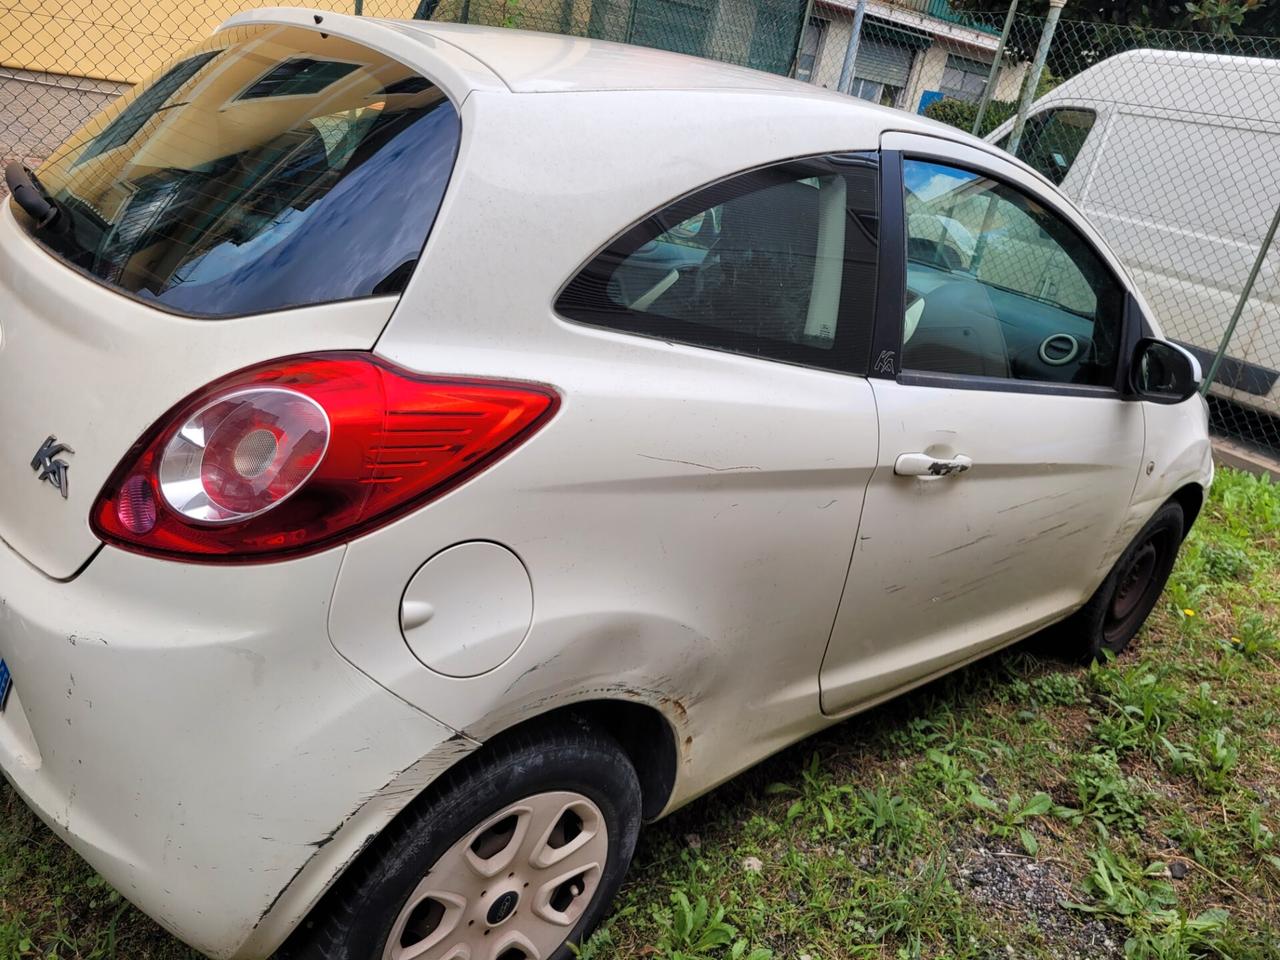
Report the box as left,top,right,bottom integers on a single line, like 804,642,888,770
3,468,1280,959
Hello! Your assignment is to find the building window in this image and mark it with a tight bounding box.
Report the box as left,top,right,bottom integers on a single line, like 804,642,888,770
851,38,914,108
940,54,992,103
795,17,829,83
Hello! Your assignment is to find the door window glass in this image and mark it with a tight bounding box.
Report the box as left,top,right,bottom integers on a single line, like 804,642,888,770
1014,109,1096,185
901,159,1124,387
557,158,880,373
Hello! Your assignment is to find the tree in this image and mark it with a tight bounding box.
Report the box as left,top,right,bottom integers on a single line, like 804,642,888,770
951,0,1272,36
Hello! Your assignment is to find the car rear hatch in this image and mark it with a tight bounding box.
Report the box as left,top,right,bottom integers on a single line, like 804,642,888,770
0,19,470,579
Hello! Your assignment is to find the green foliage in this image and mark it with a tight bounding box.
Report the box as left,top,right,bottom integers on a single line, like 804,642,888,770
851,785,925,852
922,96,1017,137
650,891,771,960
1089,662,1184,755
967,785,1054,854
1212,469,1280,542
1198,541,1253,582
771,752,853,838
1162,727,1241,793
1065,846,1233,959
1059,751,1147,836
1184,0,1269,37
1227,610,1280,658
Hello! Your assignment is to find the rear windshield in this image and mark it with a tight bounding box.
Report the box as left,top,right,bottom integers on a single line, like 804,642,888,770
9,25,460,318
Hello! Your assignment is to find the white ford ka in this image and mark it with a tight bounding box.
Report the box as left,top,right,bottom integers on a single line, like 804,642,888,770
0,9,1212,960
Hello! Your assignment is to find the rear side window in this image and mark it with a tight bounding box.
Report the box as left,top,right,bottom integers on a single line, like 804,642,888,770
12,25,460,318
556,156,880,373
1013,109,1096,185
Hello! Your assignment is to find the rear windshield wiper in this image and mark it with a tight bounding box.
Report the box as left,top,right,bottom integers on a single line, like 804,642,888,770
5,162,67,232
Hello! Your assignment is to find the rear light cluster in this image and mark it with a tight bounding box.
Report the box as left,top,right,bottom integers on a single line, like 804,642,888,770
92,354,557,562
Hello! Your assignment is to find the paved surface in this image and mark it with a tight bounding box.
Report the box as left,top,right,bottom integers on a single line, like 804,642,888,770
1,68,128,194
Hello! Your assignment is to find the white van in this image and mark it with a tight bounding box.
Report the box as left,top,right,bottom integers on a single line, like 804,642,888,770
988,50,1280,418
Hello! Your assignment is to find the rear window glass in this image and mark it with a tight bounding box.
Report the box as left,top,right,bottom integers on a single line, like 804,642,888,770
10,25,460,318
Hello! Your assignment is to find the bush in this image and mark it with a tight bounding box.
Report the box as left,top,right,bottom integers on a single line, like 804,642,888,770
922,96,1017,139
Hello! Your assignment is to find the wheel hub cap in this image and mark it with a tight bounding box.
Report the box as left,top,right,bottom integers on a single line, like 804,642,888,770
382,791,609,960
487,891,519,927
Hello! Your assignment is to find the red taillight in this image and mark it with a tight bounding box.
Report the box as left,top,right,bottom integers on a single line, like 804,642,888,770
92,354,558,562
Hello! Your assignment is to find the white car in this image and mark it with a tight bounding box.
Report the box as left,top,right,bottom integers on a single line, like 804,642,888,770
0,10,1211,960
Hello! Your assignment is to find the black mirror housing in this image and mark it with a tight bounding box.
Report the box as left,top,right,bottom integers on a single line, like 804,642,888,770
1127,337,1200,404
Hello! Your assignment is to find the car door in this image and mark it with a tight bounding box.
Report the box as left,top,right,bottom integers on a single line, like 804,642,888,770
819,133,1146,716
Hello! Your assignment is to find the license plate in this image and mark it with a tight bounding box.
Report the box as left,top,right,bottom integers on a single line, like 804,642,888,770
0,660,11,714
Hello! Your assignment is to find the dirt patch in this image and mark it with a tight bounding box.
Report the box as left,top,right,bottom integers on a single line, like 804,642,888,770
955,842,1123,959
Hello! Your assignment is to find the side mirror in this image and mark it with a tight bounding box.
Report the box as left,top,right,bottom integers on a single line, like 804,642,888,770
1128,338,1200,404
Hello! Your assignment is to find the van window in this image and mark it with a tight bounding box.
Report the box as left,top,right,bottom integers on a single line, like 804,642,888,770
556,157,880,374
10,25,460,318
1014,109,1096,185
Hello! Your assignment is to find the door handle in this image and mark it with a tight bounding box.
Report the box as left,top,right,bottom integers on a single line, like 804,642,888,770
894,452,973,478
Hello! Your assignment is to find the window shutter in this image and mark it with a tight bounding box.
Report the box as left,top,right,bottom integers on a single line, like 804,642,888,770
854,39,913,89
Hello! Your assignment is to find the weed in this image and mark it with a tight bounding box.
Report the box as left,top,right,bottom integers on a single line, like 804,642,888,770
1199,542,1253,583
967,786,1054,854
851,785,925,853
1060,751,1147,836
1227,611,1279,658
1089,662,1184,755
649,891,771,960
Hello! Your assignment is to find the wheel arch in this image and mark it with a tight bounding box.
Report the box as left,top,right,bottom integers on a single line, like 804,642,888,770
1168,482,1205,537
272,697,679,958
464,699,680,821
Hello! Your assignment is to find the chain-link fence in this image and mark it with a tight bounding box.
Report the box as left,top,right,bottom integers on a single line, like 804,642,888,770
3,0,1279,463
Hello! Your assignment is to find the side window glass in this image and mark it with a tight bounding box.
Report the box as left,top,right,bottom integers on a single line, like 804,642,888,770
557,159,879,373
901,159,1124,388
1015,109,1096,185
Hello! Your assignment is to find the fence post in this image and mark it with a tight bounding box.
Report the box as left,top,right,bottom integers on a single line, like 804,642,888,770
1008,0,1065,154
353,0,362,13
790,0,818,77
837,0,868,96
788,0,819,78
1202,201,1280,393
972,0,1018,136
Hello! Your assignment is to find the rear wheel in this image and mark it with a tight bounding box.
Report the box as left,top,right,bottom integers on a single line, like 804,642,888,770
281,726,642,960
1062,501,1184,662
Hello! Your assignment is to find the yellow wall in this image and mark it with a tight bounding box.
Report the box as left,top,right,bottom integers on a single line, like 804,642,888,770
0,0,422,83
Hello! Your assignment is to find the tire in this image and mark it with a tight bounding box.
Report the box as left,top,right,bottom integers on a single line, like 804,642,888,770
280,724,642,960
1061,501,1185,662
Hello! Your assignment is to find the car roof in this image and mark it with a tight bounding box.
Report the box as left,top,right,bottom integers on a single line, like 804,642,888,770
379,20,854,96
223,9,989,148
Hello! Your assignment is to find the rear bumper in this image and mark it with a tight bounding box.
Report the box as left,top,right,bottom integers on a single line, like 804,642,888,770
0,539,459,959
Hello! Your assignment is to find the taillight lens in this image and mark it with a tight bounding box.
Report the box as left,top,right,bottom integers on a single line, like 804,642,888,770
92,354,557,562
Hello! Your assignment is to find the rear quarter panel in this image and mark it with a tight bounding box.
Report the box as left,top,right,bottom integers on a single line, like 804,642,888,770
327,88,895,811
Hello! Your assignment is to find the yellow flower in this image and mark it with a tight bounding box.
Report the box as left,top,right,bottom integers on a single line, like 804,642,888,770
1231,636,1242,645
1182,608,1196,617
